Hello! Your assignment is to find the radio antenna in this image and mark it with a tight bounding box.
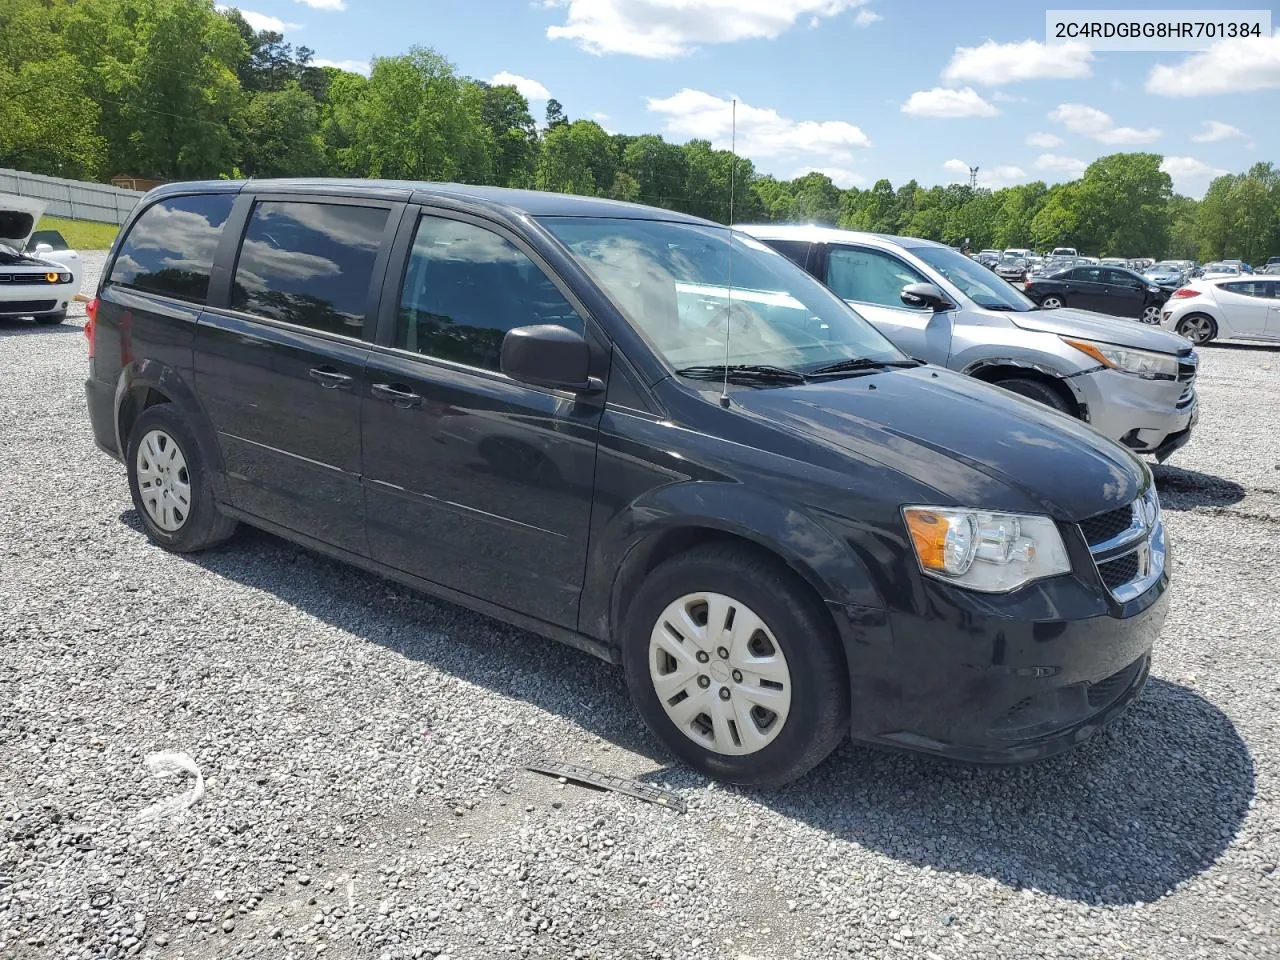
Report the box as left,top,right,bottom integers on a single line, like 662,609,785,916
720,98,736,409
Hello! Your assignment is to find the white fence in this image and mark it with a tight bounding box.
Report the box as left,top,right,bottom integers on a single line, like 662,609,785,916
0,168,143,225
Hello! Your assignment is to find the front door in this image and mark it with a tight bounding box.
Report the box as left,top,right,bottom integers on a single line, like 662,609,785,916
194,196,398,554
822,244,952,364
1216,280,1274,338
361,210,605,629
1101,268,1146,318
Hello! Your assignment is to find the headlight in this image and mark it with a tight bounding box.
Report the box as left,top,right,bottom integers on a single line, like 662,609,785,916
903,506,1071,593
1061,337,1177,379
58,272,72,283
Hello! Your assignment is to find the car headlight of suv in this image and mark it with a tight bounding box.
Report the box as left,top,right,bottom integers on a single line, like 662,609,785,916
903,507,1071,593
1061,337,1177,379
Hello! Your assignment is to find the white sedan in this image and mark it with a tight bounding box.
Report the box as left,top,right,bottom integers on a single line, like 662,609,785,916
1,194,80,324
1161,276,1280,345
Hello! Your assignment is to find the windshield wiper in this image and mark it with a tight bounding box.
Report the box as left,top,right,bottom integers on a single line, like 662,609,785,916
805,357,921,377
674,364,808,385
980,303,1018,311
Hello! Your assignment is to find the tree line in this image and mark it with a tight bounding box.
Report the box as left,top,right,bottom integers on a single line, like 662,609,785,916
2,0,1277,263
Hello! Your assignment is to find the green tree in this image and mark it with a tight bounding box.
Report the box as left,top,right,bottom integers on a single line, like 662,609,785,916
544,98,567,130
536,120,614,195
478,81,537,188
237,83,326,177
620,134,688,209
1071,153,1172,256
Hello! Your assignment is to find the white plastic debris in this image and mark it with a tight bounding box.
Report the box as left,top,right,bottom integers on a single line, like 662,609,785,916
136,751,205,823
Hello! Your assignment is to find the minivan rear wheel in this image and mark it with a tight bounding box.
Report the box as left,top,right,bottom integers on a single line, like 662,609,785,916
126,404,237,553
622,543,849,787
994,376,1073,415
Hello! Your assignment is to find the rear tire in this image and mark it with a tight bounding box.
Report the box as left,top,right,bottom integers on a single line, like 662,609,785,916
125,404,237,553
994,376,1074,415
1176,313,1217,345
1039,296,1065,310
621,542,849,787
34,310,66,325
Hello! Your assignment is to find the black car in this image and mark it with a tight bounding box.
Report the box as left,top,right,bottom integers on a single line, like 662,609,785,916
84,180,1169,786
1024,264,1170,324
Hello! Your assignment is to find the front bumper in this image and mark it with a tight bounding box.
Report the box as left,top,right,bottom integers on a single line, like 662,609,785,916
832,554,1169,763
1070,367,1197,457
0,282,76,316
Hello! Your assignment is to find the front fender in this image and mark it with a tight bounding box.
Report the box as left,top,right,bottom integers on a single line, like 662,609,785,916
580,480,887,649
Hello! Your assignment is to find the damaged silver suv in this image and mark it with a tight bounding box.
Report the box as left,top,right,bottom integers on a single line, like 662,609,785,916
741,225,1198,462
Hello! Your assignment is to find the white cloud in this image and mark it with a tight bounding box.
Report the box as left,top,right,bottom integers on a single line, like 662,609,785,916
294,0,345,8
545,0,875,57
943,158,1026,188
793,166,865,188
1048,103,1160,145
312,58,370,76
1191,120,1245,143
647,89,871,173
489,71,551,102
1146,32,1280,96
901,87,998,118
1034,153,1088,177
1160,156,1229,197
853,8,881,26
1025,131,1063,148
216,7,300,31
942,39,1093,86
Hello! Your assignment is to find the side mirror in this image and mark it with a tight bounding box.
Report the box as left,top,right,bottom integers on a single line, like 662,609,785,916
500,324,601,393
34,243,54,254
900,282,954,312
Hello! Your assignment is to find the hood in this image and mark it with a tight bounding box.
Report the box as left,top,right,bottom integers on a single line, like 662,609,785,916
729,366,1146,521
1009,306,1189,353
0,193,46,247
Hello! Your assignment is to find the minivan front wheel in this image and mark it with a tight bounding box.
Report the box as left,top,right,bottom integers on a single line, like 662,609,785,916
622,543,849,787
126,404,237,553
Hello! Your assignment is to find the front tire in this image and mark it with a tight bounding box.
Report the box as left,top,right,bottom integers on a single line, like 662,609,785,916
34,310,67,325
126,404,237,553
994,376,1074,415
622,543,849,787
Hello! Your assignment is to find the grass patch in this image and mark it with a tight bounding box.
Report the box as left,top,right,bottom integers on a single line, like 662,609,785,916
35,216,119,250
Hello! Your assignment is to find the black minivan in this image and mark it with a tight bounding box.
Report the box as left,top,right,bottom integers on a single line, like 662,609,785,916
84,180,1169,786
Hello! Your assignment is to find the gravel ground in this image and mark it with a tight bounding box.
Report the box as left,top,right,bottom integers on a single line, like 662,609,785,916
2,257,1278,960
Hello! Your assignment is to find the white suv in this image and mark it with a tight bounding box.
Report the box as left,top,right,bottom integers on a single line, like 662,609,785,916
0,194,79,325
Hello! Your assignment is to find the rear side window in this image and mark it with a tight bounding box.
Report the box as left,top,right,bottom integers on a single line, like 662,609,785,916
109,194,235,303
1072,267,1104,283
1220,281,1271,299
826,246,927,308
231,201,389,336
396,215,584,371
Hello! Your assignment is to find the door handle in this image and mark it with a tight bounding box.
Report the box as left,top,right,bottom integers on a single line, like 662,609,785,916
371,382,423,409
309,366,354,390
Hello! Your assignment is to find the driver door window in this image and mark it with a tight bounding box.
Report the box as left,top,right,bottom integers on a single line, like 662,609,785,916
826,246,928,310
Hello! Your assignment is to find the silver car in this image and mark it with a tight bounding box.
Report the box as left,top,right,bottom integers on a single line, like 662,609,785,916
738,225,1199,462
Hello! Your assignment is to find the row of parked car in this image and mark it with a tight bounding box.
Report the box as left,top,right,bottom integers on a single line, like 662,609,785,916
72,179,1193,787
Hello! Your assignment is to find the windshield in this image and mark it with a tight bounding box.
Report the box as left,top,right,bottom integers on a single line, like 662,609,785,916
912,245,1037,312
539,217,906,373
27,230,68,251
1152,262,1180,270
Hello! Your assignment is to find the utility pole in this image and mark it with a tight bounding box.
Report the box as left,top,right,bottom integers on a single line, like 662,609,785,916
968,166,979,189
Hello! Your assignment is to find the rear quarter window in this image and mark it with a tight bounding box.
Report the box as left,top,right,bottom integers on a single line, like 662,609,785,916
108,194,236,304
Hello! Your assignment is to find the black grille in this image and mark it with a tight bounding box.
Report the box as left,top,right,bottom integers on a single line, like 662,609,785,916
0,299,57,314
1079,504,1135,546
1086,658,1145,709
1177,353,1197,383
0,274,55,285
1098,552,1140,590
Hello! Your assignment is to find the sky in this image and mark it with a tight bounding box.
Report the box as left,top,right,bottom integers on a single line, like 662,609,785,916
230,0,1280,198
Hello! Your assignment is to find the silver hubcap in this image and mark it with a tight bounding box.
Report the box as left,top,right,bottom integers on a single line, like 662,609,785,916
1180,316,1211,343
649,592,792,757
1143,306,1161,323
1042,297,1062,309
136,429,191,532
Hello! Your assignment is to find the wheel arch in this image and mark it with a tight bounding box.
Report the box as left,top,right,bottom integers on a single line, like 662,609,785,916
965,361,1082,418
581,482,887,654
113,359,228,499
